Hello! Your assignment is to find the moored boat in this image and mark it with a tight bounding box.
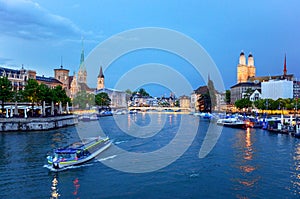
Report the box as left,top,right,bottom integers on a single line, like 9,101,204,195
47,136,111,169
217,118,249,129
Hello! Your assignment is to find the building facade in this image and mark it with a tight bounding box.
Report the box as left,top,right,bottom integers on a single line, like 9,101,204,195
95,88,127,108
179,95,190,109
237,51,256,83
293,81,300,99
230,82,261,103
261,80,293,100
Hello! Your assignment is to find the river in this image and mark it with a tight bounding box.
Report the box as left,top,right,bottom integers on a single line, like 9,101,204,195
0,113,299,198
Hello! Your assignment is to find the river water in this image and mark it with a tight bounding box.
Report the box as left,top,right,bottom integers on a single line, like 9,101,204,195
0,113,299,198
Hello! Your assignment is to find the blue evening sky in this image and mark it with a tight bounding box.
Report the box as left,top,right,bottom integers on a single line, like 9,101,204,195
0,0,299,96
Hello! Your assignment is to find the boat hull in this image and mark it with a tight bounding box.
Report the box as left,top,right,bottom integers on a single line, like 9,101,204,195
48,138,112,170
223,123,248,129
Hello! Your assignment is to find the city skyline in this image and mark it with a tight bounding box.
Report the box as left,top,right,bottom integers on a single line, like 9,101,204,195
0,0,299,96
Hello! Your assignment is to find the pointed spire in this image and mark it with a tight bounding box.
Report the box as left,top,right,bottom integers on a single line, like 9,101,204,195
98,66,104,78
79,37,86,73
283,54,287,76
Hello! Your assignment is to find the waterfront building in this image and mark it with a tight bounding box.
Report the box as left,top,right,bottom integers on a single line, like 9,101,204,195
230,82,261,103
215,91,227,111
95,88,127,108
190,85,209,112
249,89,261,101
0,66,63,90
231,52,295,103
261,79,293,100
54,65,70,96
293,80,300,98
179,95,190,109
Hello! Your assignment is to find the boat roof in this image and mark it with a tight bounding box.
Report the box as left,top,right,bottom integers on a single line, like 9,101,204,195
54,137,107,154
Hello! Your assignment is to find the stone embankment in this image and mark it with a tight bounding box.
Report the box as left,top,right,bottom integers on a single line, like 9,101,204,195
0,115,78,132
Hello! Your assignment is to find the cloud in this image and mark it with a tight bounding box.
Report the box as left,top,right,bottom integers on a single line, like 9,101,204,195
0,0,85,40
0,57,13,64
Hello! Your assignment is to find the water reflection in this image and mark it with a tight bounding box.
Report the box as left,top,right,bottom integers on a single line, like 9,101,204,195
233,128,259,197
50,175,60,199
291,142,300,195
73,178,80,198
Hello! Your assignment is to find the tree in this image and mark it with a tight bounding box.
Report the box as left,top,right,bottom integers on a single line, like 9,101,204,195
243,88,253,99
254,99,267,110
125,89,132,95
234,98,252,110
37,83,52,104
0,76,13,113
225,90,231,104
132,88,150,97
73,91,95,109
95,92,111,107
23,79,39,116
52,85,71,106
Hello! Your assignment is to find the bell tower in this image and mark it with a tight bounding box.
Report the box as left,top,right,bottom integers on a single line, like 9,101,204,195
97,66,105,90
237,51,248,83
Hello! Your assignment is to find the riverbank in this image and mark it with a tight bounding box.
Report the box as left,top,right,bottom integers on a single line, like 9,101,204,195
0,114,78,132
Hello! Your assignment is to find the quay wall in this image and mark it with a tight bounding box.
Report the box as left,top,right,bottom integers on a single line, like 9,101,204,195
0,115,78,132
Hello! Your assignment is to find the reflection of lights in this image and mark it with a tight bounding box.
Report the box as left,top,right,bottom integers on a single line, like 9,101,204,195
157,113,162,125
291,143,300,195
169,115,172,125
240,165,255,173
73,178,80,196
244,128,252,160
50,175,60,199
127,114,131,129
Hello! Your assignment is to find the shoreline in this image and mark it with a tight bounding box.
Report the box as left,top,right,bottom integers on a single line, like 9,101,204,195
0,114,78,132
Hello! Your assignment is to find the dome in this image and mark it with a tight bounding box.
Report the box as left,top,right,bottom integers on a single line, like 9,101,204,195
240,51,245,56
248,53,253,57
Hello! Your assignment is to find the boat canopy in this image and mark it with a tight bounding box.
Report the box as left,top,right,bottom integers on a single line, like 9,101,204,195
55,148,78,154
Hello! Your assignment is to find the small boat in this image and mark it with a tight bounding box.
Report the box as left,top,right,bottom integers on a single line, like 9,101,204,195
217,118,249,129
293,123,300,138
47,137,111,169
80,114,98,122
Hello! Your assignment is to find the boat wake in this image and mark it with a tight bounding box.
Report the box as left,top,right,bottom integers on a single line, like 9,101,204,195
97,155,117,162
43,163,93,172
114,140,128,145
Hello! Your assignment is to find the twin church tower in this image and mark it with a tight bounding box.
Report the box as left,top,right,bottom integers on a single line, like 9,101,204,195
237,51,256,83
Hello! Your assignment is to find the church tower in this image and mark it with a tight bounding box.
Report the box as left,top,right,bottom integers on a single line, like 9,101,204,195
70,71,79,99
78,39,87,84
97,66,105,90
237,51,248,83
283,54,287,76
247,53,256,78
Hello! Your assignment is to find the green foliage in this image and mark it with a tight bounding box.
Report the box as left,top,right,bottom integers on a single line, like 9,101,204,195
72,91,95,109
52,85,71,106
23,79,39,105
225,90,231,104
234,98,252,109
95,92,111,107
0,76,13,113
243,88,253,99
132,88,150,97
125,89,132,95
37,83,52,104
